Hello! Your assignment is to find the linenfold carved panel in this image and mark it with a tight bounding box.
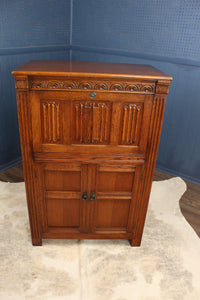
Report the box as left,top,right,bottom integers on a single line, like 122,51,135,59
41,101,63,144
120,103,143,145
73,102,112,144
30,79,155,94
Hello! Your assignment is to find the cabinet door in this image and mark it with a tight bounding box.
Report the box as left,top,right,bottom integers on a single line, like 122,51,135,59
37,163,88,234
87,164,142,234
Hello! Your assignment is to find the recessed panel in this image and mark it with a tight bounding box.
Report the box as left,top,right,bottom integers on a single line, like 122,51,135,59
40,100,63,144
47,198,80,227
97,172,134,192
44,170,81,191
72,101,112,144
120,103,143,145
96,199,131,228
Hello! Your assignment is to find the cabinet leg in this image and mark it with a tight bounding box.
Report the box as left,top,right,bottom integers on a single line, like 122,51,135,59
32,237,42,246
129,237,141,247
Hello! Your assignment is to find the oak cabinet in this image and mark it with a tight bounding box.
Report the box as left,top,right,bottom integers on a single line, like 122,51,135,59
12,60,172,246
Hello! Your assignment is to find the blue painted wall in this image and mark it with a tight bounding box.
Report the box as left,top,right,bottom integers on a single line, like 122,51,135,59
1,0,200,184
72,0,200,184
0,0,71,170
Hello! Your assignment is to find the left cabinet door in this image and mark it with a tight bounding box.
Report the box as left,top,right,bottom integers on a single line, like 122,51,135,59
36,163,88,235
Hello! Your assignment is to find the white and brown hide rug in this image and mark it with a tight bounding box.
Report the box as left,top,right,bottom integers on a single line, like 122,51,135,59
0,177,200,300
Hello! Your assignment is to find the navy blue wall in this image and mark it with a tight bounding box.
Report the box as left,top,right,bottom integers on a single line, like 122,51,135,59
1,0,200,184
0,0,71,170
72,0,200,184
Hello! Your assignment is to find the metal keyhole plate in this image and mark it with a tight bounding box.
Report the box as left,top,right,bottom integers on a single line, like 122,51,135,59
89,91,96,99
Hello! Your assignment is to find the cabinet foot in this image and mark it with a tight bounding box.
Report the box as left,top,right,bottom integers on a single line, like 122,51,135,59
129,238,141,247
32,238,42,246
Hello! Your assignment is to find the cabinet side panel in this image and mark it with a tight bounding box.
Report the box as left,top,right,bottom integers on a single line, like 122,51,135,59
16,90,42,245
131,94,167,245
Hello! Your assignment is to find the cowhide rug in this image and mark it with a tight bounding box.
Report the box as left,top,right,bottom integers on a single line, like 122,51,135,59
0,177,200,300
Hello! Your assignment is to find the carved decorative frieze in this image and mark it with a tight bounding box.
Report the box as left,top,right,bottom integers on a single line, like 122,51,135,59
30,79,155,93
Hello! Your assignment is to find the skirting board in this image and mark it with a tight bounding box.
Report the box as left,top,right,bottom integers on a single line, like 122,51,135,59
156,165,200,186
0,157,22,173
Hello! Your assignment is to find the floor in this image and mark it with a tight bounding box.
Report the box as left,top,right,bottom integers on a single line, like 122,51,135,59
0,163,199,238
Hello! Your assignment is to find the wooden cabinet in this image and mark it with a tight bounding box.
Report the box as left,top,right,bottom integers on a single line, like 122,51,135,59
12,60,172,246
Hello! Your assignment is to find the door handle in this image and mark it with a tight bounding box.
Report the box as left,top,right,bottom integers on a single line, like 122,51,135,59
82,192,88,201
90,191,96,201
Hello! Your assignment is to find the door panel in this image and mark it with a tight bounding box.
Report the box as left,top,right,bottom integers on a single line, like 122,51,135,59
44,169,81,191
95,198,130,229
38,163,87,233
90,164,142,234
46,197,80,227
97,169,134,192
31,91,153,155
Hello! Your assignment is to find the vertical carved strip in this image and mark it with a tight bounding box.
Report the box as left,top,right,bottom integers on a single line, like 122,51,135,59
99,104,103,142
17,91,41,245
80,104,83,142
104,105,109,142
134,106,140,143
89,104,93,142
75,104,79,141
47,103,51,142
130,107,136,143
126,105,132,143
54,104,57,140
92,105,96,142
43,104,47,142
100,104,106,142
96,104,101,142
52,103,56,142
56,104,60,140
84,105,87,142
85,104,90,142
104,105,108,141
122,106,128,143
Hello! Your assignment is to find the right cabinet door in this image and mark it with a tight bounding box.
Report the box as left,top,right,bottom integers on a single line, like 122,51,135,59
89,163,143,234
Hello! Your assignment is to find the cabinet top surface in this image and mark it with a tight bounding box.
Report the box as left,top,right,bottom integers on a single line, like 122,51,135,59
12,60,172,80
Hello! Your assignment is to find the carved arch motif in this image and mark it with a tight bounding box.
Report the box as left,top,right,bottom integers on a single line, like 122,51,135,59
30,79,155,93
